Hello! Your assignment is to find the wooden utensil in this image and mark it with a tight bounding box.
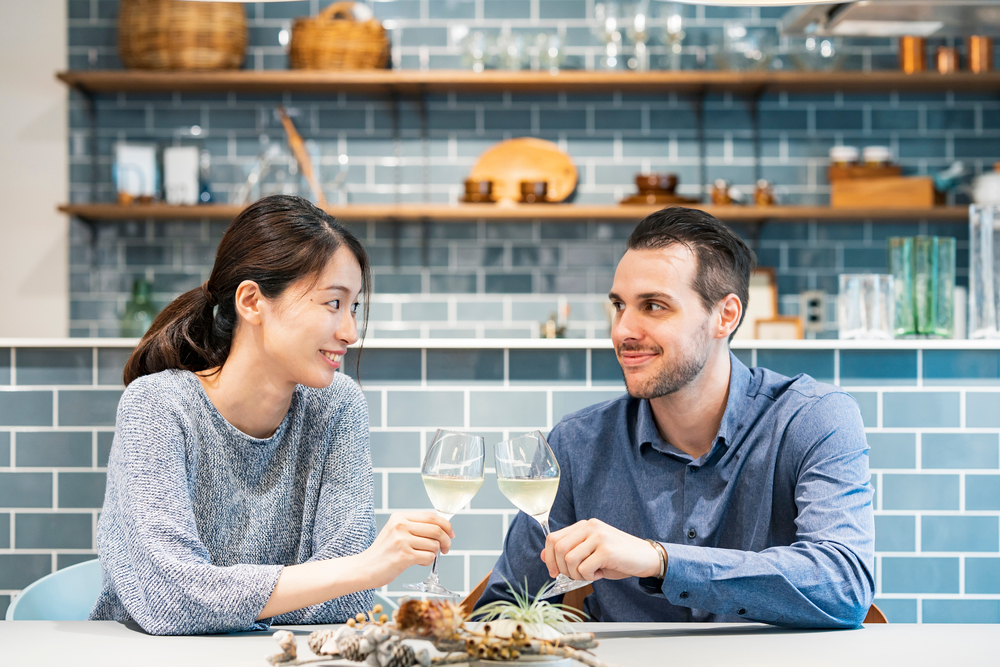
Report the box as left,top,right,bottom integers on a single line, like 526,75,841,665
468,137,577,202
276,105,327,206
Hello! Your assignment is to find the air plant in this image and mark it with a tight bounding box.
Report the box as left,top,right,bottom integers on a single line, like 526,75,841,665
472,578,586,636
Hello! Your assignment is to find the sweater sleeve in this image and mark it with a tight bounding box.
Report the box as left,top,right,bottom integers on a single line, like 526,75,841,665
272,378,377,624
94,379,283,636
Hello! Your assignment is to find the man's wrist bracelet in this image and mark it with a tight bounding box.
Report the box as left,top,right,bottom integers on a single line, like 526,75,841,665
645,539,666,579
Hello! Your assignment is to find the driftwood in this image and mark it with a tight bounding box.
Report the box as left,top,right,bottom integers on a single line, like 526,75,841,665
267,598,621,667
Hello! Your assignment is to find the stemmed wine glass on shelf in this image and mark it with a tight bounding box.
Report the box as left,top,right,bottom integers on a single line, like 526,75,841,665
404,429,485,597
494,430,591,599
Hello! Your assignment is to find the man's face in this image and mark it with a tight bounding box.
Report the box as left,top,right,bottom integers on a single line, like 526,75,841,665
609,244,717,399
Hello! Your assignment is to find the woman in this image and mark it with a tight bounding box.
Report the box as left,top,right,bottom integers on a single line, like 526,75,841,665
89,195,452,635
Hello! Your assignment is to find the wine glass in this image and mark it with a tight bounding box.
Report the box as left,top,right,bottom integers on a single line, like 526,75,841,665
494,431,590,600
404,429,485,597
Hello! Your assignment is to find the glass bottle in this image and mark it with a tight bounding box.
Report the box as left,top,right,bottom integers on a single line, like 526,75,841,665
121,278,156,338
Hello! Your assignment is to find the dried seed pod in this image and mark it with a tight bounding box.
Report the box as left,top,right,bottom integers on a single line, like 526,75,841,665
307,628,337,656
268,630,297,664
382,642,415,667
339,633,364,662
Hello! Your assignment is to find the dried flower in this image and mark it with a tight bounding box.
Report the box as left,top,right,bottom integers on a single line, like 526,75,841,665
394,598,465,640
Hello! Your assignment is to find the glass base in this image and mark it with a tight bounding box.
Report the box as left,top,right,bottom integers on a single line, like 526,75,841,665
537,574,592,600
403,579,459,597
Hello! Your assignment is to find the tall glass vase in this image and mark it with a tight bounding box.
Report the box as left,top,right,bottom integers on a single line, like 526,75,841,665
970,204,1000,338
888,236,956,338
889,238,916,337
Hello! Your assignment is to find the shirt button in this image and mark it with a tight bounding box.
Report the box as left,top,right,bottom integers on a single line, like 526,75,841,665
689,466,697,473
679,591,689,599
687,529,697,539
738,608,746,616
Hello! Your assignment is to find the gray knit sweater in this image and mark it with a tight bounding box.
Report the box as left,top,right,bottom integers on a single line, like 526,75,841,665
88,369,376,635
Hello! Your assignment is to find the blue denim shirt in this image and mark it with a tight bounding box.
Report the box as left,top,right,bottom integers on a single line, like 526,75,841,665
476,352,875,628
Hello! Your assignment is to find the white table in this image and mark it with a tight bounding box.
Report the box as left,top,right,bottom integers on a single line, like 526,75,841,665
2,621,997,667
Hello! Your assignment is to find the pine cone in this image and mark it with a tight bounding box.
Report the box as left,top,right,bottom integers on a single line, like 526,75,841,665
339,633,365,662
394,598,464,640
384,642,415,667
419,598,465,640
308,628,337,656
394,599,427,632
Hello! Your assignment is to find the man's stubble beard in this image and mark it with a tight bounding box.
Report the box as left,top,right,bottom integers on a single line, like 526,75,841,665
619,318,714,399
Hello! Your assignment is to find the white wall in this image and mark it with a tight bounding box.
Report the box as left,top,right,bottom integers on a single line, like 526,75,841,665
0,3,68,337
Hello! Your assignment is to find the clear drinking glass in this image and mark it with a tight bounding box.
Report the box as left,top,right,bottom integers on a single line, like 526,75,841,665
838,274,895,340
405,430,485,597
970,204,1000,338
494,431,590,600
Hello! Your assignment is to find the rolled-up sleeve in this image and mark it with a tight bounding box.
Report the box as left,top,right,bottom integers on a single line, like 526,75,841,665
644,392,875,628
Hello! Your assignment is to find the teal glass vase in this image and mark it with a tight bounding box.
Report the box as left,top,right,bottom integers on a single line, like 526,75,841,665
888,236,956,338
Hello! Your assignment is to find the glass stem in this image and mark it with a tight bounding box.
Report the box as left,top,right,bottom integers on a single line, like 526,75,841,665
428,549,440,582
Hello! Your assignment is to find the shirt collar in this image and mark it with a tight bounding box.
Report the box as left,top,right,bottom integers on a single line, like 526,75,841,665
636,350,753,460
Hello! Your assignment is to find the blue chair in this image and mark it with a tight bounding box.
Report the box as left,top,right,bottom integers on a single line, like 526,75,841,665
4,557,399,622
5,558,103,621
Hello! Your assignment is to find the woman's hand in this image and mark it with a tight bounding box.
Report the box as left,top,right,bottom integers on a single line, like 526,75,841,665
364,512,454,588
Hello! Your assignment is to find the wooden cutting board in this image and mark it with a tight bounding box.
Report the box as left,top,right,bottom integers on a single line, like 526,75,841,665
468,137,578,202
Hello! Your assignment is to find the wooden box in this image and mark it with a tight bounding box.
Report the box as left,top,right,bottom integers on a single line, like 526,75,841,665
830,177,939,209
828,165,902,181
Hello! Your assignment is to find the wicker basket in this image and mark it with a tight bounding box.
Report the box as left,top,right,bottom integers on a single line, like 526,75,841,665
290,2,389,70
118,0,247,70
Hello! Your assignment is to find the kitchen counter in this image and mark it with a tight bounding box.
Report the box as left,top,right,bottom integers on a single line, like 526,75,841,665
2,620,998,667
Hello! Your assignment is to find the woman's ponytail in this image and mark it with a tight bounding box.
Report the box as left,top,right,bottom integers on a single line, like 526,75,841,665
121,195,371,387
122,281,231,386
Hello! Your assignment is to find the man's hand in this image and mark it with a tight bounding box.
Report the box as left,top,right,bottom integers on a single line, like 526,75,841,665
541,518,663,582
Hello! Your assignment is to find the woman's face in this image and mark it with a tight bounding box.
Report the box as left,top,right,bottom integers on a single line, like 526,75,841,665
260,246,364,389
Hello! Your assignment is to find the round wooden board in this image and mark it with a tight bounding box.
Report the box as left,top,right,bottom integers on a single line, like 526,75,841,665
468,137,578,202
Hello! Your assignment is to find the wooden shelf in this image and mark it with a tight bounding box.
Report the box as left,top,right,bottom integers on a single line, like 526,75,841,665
58,203,969,224
56,69,1000,96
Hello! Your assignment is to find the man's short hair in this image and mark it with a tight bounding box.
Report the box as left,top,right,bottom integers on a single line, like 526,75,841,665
626,207,757,338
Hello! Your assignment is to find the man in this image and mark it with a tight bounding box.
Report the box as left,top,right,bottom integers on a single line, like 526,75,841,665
476,207,874,628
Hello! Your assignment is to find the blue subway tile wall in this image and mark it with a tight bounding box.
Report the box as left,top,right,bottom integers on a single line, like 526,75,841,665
63,2,980,336
2,341,1000,622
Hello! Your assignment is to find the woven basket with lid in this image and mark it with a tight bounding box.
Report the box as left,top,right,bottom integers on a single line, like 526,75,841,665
290,2,389,70
118,0,247,70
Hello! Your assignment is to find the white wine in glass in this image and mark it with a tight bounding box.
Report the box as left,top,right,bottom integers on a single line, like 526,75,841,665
494,431,591,600
405,429,485,597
